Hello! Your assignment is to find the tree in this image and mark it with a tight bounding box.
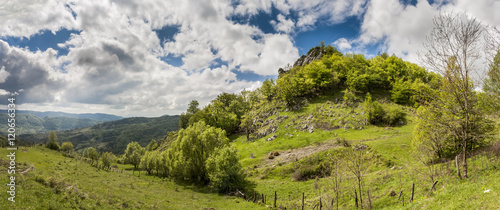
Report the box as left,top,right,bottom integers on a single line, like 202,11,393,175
187,100,200,114
124,142,145,169
46,131,60,151
344,145,373,209
421,12,494,178
167,121,229,184
87,147,99,166
101,152,115,170
61,142,74,154
146,139,158,151
483,51,500,112
206,146,246,193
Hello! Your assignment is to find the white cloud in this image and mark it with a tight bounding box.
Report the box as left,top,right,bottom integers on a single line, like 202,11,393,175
270,14,295,34
352,0,498,85
0,66,10,83
333,38,352,51
0,0,77,37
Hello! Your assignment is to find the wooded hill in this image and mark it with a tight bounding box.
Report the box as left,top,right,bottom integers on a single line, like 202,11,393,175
20,115,179,154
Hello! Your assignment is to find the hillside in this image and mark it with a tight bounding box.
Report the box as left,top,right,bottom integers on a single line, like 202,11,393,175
2,44,499,209
0,146,261,209
20,115,180,154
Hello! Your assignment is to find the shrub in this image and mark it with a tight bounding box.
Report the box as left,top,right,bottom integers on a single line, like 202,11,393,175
386,105,407,126
206,146,247,193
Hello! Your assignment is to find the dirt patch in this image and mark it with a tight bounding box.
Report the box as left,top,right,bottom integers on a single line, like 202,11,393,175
263,141,338,167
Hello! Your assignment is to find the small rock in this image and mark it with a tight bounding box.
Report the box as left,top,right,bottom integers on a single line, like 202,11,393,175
267,134,278,141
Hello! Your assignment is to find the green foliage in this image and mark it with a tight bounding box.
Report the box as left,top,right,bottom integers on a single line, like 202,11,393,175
140,151,159,175
483,51,500,112
86,147,99,166
363,93,407,126
22,115,179,154
206,146,247,193
46,131,60,151
100,152,115,170
167,121,229,184
146,139,158,151
343,89,357,107
61,142,73,153
363,94,386,125
124,142,145,169
385,104,407,126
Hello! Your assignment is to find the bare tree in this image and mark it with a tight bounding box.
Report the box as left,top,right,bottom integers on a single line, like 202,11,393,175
420,12,494,178
344,145,372,208
329,152,344,210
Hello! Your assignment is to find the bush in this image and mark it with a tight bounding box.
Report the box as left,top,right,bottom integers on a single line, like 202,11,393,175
386,105,407,126
46,140,60,151
367,101,386,125
206,146,247,193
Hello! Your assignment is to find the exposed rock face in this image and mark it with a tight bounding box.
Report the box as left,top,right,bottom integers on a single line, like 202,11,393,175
278,46,323,78
293,47,323,67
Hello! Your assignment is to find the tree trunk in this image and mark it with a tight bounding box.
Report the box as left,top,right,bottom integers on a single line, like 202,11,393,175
455,154,462,179
463,141,468,178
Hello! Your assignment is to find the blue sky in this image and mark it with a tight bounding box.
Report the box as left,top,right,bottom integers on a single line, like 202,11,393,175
0,0,498,117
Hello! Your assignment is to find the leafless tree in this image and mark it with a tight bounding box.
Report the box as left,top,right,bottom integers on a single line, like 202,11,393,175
420,12,494,178
344,145,372,208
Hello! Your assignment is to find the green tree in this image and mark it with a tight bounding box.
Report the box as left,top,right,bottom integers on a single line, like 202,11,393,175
46,131,60,151
101,152,115,170
483,50,500,112
61,142,73,154
140,151,157,175
87,147,99,166
124,142,145,169
167,121,229,184
206,146,246,193
187,100,200,114
146,139,158,151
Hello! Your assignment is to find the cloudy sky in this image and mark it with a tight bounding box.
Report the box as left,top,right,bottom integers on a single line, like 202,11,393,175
0,0,498,117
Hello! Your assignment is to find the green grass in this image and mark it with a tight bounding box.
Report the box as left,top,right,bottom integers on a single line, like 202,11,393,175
0,146,263,209
2,95,499,209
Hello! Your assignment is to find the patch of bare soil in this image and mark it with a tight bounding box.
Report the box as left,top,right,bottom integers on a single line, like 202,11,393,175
264,141,338,167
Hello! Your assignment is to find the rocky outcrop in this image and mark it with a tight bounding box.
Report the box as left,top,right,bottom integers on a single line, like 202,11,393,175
293,47,323,67
278,46,323,78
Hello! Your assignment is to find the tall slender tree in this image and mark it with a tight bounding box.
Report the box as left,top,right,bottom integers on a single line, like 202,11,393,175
420,12,494,178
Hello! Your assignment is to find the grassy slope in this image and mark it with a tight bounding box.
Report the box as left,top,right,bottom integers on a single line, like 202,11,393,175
1,95,498,209
0,146,262,209
232,95,500,209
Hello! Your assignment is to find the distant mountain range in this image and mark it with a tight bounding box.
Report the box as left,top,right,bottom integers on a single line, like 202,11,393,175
0,110,124,135
2,110,123,121
20,115,180,154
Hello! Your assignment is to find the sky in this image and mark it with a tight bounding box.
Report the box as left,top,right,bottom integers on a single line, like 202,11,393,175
0,0,498,117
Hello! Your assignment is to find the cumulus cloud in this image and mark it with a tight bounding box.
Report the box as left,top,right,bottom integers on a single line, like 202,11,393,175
0,40,66,104
333,38,352,51
354,0,499,66
0,0,77,37
270,14,295,34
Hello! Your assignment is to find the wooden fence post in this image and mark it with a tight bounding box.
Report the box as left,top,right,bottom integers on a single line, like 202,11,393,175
302,192,305,210
274,191,277,208
410,183,415,203
262,193,265,204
